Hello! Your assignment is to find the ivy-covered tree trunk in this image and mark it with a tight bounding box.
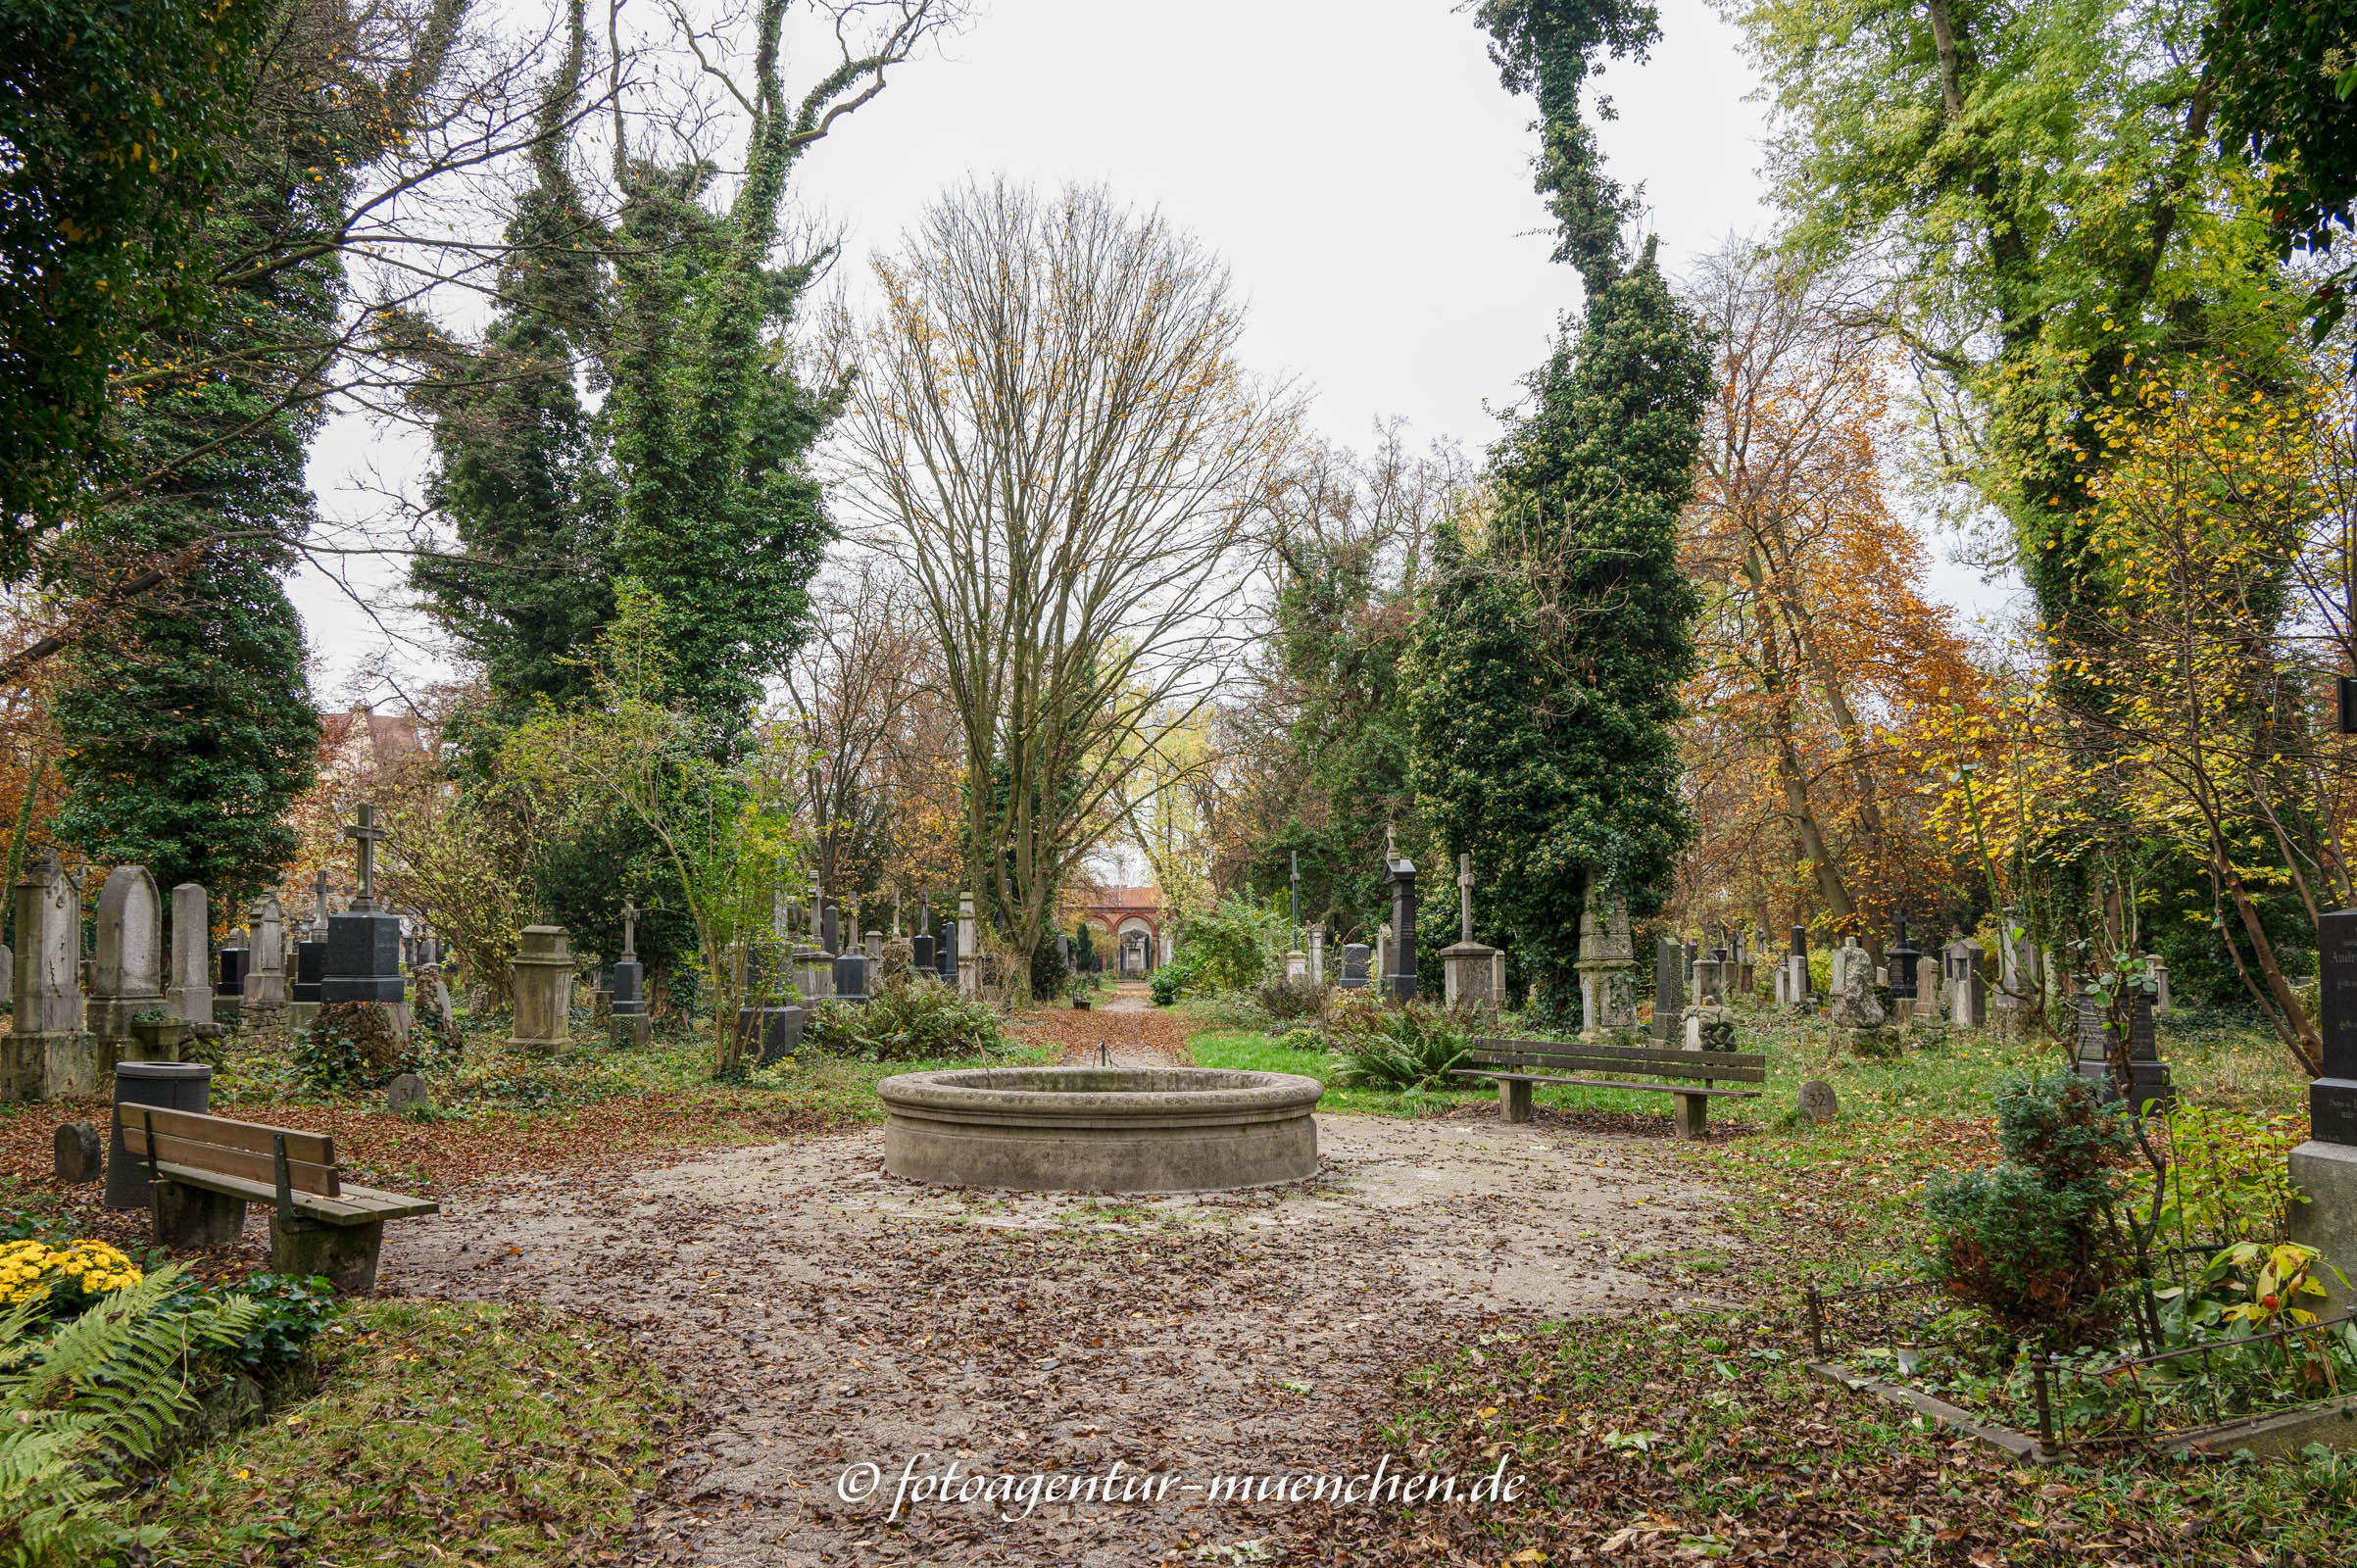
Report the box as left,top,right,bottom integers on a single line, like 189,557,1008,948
1407,1,1711,1004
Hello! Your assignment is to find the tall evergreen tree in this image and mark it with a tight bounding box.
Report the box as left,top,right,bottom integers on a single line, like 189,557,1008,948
1406,0,1711,1001
50,1,465,902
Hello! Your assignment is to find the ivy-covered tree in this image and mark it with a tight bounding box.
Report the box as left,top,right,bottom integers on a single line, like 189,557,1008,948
1406,0,1711,1004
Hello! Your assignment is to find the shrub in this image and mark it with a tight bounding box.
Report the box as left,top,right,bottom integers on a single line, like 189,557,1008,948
1149,964,1188,1006
2160,1104,2307,1248
1927,1164,2117,1329
1995,1069,2136,1184
295,1003,461,1092
806,978,1002,1060
1277,1026,1323,1052
1253,974,1322,1021
1174,897,1289,992
225,1273,344,1370
1331,1004,1473,1090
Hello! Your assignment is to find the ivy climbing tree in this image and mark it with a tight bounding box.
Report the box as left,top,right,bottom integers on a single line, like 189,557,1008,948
1406,0,1711,1005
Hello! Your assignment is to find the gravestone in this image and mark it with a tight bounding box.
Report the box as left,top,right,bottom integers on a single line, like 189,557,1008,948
957,893,977,997
1796,1080,1840,1123
1944,939,1988,1029
1786,926,1811,1009
507,925,575,1055
2290,906,2357,1311
1887,912,1920,1006
7,849,88,1102
834,951,871,1004
1994,908,2041,1032
938,911,958,985
1914,955,1941,1024
1338,943,1371,989
611,901,651,1049
90,865,166,1046
55,1122,104,1183
1441,854,1503,1015
2072,980,2172,1109
1828,956,1888,1055
1575,884,1638,1038
2147,953,2172,1015
385,1072,434,1116
1308,927,1325,987
1651,936,1684,1043
1691,956,1726,1005
216,928,249,999
749,1004,806,1066
864,929,884,962
911,931,935,973
167,883,213,1025
1384,845,1419,1003
320,804,409,1036
821,900,841,957
241,895,287,1016
291,922,326,1031
418,964,458,1038
1829,936,1868,998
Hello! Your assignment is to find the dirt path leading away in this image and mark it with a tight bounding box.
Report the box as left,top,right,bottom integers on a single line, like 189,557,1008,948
389,1114,1727,1566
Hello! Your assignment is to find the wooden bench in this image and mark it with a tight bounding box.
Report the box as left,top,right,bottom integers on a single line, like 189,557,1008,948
118,1105,437,1294
1451,1037,1766,1139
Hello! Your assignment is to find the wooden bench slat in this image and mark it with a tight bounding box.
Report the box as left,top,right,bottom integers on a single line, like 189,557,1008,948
121,1105,335,1167
146,1161,439,1225
122,1124,342,1198
1470,1038,1766,1070
1461,1055,1762,1084
1452,1069,1762,1100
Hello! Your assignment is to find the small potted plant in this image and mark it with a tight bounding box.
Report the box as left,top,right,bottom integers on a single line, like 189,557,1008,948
128,1007,193,1060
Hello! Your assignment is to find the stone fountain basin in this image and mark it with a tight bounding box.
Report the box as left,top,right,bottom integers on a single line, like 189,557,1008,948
875,1065,1324,1194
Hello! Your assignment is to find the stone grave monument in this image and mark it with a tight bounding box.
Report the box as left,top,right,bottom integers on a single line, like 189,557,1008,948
215,926,249,1005
1384,836,1418,1004
319,803,409,1035
241,894,287,1019
1651,936,1684,1043
2071,979,2172,1109
167,883,213,1026
1784,926,1811,1011
1576,885,1638,1039
1441,854,1503,1016
1307,926,1325,987
1338,942,1371,989
7,850,88,1101
2291,906,2357,1312
1828,949,1888,1055
1887,912,1920,1015
610,901,651,1049
507,925,575,1054
90,865,166,1053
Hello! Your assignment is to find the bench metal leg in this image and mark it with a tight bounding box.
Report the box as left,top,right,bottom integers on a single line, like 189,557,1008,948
151,1180,248,1248
270,1215,386,1295
1674,1092,1709,1141
1499,1078,1534,1124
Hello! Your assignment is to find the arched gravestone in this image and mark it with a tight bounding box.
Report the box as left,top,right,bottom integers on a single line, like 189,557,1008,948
1796,1080,1840,1122
91,865,166,1041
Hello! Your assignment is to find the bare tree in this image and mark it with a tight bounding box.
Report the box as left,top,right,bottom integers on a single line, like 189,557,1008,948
836,179,1298,993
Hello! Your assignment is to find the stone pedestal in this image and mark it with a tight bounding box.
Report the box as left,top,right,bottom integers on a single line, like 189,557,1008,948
1285,949,1307,982
2290,1141,2357,1317
9,850,86,1102
1442,940,1502,1015
1576,890,1638,1038
506,925,575,1054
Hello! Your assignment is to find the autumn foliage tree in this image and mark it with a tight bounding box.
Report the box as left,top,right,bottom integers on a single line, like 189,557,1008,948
1677,247,1983,950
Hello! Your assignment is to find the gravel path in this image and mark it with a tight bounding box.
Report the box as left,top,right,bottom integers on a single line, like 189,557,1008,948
387,1109,1729,1565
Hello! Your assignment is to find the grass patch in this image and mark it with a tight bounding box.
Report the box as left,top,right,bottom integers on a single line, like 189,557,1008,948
1187,1030,1491,1117
109,1298,667,1565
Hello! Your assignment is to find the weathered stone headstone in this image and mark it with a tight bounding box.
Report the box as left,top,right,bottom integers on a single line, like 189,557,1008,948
1338,942,1371,989
1691,956,1726,1005
385,1072,434,1116
1828,956,1888,1055
2290,906,2357,1311
1442,854,1502,1015
1830,935,1868,998
1307,927,1325,987
507,925,574,1054
1786,926,1811,1009
1385,845,1419,1003
1651,936,1684,1043
1994,908,2041,1030
419,964,458,1039
610,901,651,1047
956,892,976,997
864,929,884,962
2146,952,2172,1015
1914,955,1940,1022
7,849,88,1101
90,865,166,1045
821,900,841,957
1575,884,1638,1038
54,1121,104,1183
1888,912,1919,1006
1796,1080,1839,1122
1943,939,1988,1029
242,894,287,1016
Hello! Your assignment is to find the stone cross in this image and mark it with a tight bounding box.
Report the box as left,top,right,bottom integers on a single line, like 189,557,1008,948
344,802,387,909
619,901,639,959
1456,854,1475,946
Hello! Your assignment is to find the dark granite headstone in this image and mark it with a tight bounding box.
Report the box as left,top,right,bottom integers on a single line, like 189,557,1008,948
320,909,405,1004
216,944,248,998
610,957,644,1016
1888,913,1920,1003
2073,982,2172,1110
911,932,935,973
834,953,869,1004
938,918,958,983
821,900,842,956
2318,909,2357,1145
1338,942,1371,989
292,938,325,1004
1385,856,1418,1003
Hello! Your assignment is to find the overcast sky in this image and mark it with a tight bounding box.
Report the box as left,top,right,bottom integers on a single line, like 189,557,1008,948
294,0,2012,706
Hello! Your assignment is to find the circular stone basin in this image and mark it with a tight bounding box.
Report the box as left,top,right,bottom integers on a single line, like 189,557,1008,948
876,1065,1323,1194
